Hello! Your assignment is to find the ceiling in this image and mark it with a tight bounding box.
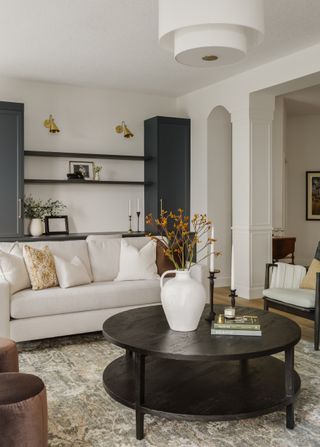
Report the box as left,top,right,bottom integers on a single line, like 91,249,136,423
284,85,320,116
1,0,320,96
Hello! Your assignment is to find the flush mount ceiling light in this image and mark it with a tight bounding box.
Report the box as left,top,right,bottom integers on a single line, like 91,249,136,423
158,0,264,67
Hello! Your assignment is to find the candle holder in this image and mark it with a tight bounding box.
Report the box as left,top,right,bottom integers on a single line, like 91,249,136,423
229,289,238,308
128,215,133,233
205,269,220,322
136,211,141,232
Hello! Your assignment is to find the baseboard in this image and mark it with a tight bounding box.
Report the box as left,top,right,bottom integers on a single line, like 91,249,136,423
237,286,264,300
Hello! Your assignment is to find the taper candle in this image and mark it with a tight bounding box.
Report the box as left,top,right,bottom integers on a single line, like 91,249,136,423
209,226,215,272
231,244,235,290
128,200,131,216
137,198,140,213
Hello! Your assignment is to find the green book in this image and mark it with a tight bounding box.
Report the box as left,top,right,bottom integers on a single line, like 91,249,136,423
213,314,261,331
211,328,262,336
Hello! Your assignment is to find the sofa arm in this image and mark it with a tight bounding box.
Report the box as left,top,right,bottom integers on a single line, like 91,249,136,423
0,280,10,338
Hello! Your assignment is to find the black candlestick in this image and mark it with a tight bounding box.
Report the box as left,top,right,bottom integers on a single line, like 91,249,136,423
136,211,141,232
205,269,220,322
128,215,133,233
229,289,238,308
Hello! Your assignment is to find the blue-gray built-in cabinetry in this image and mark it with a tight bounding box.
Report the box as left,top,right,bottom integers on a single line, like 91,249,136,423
0,102,24,238
144,116,190,229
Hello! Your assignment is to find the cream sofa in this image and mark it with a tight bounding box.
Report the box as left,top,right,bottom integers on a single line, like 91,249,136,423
0,235,205,342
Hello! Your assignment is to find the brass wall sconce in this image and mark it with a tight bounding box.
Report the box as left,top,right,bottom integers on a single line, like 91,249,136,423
44,114,60,133
115,121,134,138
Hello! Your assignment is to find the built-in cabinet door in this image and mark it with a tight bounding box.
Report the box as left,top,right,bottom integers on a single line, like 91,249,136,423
158,118,190,216
0,102,24,238
144,116,190,231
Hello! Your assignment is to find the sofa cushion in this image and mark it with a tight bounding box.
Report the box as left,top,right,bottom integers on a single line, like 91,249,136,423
54,255,91,289
87,236,151,282
115,239,159,281
0,245,31,294
19,240,93,281
23,245,59,291
11,280,161,319
263,287,315,308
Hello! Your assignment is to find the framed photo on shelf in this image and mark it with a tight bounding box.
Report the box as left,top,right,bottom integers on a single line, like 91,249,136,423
306,171,320,220
69,161,94,180
44,216,69,235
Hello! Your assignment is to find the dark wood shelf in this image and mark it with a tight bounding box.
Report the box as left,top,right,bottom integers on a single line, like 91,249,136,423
0,231,146,242
25,150,147,161
25,179,147,186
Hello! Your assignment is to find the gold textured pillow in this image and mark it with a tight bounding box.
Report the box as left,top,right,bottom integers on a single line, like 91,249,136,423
23,245,58,291
300,258,320,290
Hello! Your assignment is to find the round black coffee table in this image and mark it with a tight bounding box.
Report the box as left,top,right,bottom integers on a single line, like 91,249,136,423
102,304,301,440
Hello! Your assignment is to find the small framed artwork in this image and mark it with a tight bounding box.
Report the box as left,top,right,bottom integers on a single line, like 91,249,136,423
69,161,94,180
44,216,69,235
306,171,320,220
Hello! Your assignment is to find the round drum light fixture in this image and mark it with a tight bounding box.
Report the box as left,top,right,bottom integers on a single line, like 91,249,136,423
158,0,264,67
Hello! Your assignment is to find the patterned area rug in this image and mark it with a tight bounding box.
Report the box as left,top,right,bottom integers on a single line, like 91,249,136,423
18,334,320,447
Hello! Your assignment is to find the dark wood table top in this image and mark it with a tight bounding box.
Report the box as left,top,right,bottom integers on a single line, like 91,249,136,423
103,304,301,361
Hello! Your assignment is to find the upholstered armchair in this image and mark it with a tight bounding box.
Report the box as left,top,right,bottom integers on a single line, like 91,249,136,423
263,262,320,350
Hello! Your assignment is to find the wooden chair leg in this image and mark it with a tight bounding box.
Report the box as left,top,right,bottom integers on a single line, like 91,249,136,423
263,299,269,311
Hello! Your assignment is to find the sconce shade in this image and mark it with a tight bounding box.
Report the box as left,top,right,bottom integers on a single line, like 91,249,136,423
44,115,60,133
115,121,134,138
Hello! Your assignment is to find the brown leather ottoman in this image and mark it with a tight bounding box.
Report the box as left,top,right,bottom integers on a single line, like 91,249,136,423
0,338,19,373
0,373,48,447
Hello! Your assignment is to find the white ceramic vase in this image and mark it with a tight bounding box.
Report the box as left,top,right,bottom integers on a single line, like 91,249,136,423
160,269,206,332
29,218,43,237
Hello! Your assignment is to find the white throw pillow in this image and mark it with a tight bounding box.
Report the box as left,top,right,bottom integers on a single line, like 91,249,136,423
54,255,91,289
115,239,159,281
0,244,31,294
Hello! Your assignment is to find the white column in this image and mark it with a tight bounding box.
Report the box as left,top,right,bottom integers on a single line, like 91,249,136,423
231,94,275,298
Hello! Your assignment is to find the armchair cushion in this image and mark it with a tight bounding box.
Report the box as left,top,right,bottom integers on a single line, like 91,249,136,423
263,287,315,309
300,258,320,289
270,263,306,289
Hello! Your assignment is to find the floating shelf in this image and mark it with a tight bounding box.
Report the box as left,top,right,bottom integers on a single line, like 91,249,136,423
25,150,147,161
25,179,148,186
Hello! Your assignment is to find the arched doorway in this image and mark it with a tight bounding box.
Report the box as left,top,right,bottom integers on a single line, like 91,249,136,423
207,106,232,286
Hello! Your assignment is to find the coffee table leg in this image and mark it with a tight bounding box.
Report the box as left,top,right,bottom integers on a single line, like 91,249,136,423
134,352,145,440
285,347,295,429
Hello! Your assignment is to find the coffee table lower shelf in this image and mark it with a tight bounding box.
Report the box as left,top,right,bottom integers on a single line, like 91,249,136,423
103,354,300,439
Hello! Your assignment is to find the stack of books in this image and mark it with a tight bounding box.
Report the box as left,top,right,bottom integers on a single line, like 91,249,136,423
211,314,262,336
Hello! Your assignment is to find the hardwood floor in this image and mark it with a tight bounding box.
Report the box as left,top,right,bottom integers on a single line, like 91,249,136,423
215,287,314,344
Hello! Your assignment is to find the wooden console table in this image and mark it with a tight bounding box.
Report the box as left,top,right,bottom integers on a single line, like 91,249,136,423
272,237,296,264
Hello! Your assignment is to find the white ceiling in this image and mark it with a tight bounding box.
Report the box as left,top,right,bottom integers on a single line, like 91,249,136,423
1,0,320,96
284,85,320,116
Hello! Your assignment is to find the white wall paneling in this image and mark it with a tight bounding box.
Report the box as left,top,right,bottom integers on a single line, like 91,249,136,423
207,106,232,287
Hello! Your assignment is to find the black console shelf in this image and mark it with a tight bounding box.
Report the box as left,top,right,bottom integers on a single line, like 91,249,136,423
25,150,147,161
0,231,146,242
25,179,147,186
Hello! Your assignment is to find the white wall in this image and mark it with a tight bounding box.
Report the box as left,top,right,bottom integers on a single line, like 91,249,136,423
286,115,320,265
0,77,177,233
207,107,232,286
177,41,320,297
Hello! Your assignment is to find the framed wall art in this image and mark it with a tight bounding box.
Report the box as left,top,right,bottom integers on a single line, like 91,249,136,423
69,161,94,180
306,171,320,220
44,215,69,235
